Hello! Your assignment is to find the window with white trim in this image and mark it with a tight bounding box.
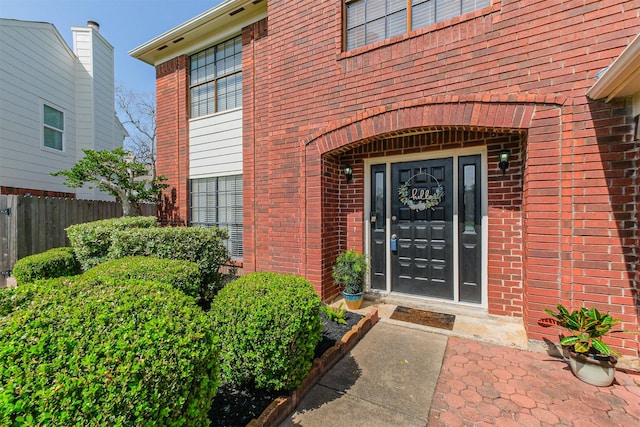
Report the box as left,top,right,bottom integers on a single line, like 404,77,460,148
345,0,490,50
190,175,243,259
43,104,64,151
189,35,242,118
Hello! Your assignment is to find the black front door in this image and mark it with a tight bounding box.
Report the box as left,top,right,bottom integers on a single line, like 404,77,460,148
391,158,454,299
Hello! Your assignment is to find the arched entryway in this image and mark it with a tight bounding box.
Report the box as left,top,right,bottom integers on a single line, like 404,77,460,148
304,95,566,320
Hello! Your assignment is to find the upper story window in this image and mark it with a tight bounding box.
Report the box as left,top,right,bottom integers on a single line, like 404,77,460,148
43,104,64,151
345,0,490,50
190,35,242,118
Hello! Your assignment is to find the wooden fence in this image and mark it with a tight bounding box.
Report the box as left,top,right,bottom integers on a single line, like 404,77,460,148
0,195,155,287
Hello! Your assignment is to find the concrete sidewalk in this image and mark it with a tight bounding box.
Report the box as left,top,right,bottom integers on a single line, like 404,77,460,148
278,298,640,426
281,322,448,426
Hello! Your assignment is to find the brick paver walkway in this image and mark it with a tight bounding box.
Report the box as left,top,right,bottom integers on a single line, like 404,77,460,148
429,337,640,426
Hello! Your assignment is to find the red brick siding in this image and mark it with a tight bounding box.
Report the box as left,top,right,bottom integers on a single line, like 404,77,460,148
155,55,189,225
156,1,639,355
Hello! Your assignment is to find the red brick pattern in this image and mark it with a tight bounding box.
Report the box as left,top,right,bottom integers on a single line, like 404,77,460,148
430,337,640,425
155,55,189,225
155,1,639,356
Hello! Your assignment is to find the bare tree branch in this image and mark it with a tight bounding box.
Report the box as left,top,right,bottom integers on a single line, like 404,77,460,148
116,83,157,180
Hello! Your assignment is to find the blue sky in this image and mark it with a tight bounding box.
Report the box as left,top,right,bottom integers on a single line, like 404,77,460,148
1,0,223,95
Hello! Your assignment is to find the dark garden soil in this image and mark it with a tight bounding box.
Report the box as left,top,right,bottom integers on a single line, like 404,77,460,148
208,308,364,427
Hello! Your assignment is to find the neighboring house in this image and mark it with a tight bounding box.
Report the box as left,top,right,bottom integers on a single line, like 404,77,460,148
0,19,126,200
131,1,639,358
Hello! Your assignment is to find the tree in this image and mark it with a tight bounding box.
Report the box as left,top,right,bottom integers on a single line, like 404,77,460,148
51,148,168,216
115,84,157,180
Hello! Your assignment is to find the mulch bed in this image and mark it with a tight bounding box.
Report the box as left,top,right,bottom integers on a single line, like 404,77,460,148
208,308,364,426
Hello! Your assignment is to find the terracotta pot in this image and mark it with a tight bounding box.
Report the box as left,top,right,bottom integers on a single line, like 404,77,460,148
567,349,617,387
343,292,363,310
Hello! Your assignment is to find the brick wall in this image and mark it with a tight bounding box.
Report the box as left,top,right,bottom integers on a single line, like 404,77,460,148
253,0,638,356
156,0,639,356
155,55,189,225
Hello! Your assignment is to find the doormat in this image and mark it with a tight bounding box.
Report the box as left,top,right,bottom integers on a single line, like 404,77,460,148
390,306,456,330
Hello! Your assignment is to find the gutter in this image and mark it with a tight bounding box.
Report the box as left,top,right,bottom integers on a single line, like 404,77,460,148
586,33,640,102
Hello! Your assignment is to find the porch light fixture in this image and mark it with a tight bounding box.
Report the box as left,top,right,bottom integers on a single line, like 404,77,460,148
498,150,510,175
343,165,353,182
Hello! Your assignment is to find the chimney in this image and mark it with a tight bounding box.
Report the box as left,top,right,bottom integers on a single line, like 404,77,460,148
87,20,100,31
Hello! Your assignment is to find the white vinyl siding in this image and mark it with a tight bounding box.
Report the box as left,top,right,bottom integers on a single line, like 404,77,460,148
346,0,490,50
0,20,78,193
189,108,243,178
0,19,123,199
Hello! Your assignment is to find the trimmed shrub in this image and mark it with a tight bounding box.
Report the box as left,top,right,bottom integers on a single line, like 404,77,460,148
210,272,322,391
109,227,234,304
66,216,157,270
0,276,219,426
11,247,81,285
84,256,201,301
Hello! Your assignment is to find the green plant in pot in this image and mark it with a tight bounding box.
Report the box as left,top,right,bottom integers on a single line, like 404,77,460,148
332,249,368,310
539,304,621,386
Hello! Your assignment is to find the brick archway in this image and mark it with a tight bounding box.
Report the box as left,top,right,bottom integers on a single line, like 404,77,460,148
305,93,565,155
302,94,566,313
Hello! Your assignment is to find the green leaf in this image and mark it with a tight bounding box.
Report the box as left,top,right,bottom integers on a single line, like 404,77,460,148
573,341,590,353
591,339,610,356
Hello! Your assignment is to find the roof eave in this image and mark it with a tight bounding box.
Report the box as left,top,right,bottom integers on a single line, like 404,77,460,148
129,0,256,65
587,33,640,102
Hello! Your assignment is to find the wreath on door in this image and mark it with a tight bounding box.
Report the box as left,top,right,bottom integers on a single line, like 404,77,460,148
398,172,444,211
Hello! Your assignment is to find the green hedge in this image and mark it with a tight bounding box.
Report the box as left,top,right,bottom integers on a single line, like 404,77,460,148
109,227,234,304
210,272,322,391
0,277,219,426
11,247,81,285
84,256,201,301
66,216,157,270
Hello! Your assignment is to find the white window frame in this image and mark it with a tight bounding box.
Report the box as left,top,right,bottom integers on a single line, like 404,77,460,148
42,103,65,152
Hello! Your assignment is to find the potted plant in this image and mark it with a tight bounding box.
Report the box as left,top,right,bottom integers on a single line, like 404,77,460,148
332,249,368,310
539,304,622,386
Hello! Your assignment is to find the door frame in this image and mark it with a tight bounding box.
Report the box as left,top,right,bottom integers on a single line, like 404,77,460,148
363,146,489,308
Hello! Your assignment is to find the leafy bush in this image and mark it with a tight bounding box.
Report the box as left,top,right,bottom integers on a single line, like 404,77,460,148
210,272,322,391
66,216,157,270
11,247,81,285
321,302,347,325
109,226,234,304
0,276,219,426
84,256,201,301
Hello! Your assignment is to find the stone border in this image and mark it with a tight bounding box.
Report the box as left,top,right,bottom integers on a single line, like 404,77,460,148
247,308,379,426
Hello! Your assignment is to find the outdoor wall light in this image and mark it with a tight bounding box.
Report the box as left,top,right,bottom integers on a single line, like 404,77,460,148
498,150,510,175
343,165,353,182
